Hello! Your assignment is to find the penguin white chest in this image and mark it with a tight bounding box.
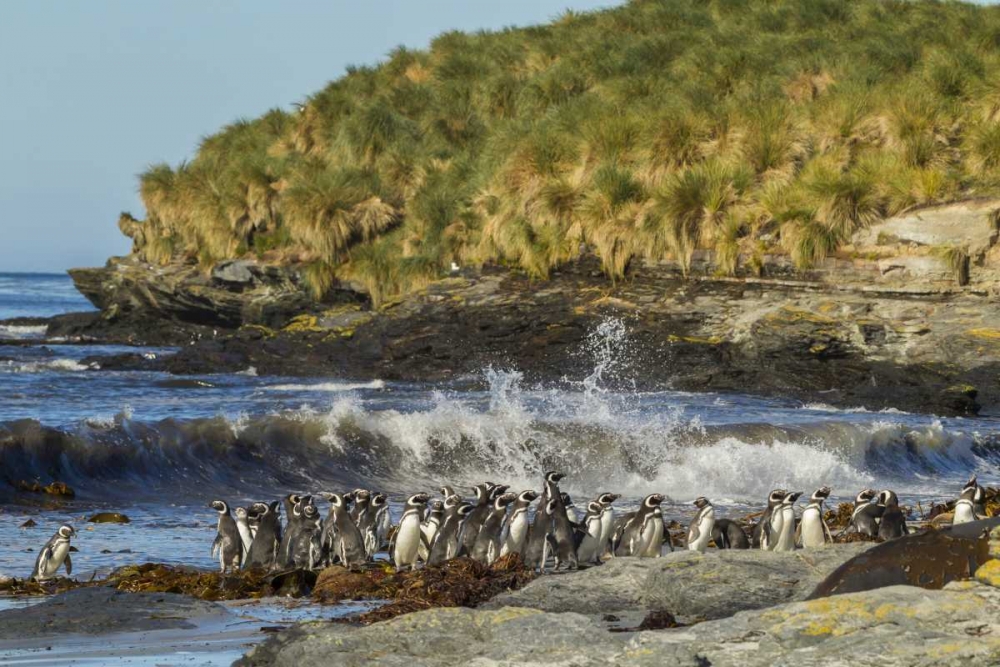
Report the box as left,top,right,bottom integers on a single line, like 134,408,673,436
394,514,422,566
687,508,715,553
639,515,663,557
600,509,614,543
774,506,796,552
800,506,826,548
44,541,70,577
764,509,784,550
953,500,976,524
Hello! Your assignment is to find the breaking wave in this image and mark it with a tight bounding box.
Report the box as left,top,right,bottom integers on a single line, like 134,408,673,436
262,380,386,392
0,358,91,373
0,324,47,340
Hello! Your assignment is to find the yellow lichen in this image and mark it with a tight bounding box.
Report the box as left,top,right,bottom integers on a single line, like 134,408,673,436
966,328,1000,341
975,558,1000,588
667,334,723,345
283,314,323,333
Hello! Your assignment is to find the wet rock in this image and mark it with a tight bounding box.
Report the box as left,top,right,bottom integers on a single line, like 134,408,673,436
484,545,870,622
0,588,229,639
87,512,130,524
18,519,36,529
238,584,1000,666
809,528,991,598
13,480,74,498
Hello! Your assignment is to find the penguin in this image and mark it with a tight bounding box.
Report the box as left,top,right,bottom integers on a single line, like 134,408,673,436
290,502,323,569
210,500,243,573
357,493,382,560
31,525,76,581
461,483,508,556
597,492,620,559
562,493,578,524
234,507,253,566
686,497,715,553
542,472,578,570
320,492,367,568
349,489,371,526
954,477,986,525
472,492,517,565
877,489,907,540
523,495,557,571
440,485,458,500
772,491,802,552
848,488,882,537
277,495,308,569
613,493,665,557
419,499,444,562
712,519,750,549
428,499,472,565
373,492,392,551
392,493,430,571
575,500,607,564
755,489,786,550
798,486,833,548
245,501,281,570
499,490,538,558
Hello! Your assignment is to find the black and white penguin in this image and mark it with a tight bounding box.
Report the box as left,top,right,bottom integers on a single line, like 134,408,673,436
562,493,578,524
234,507,253,566
277,495,309,569
419,499,445,562
575,500,607,564
523,497,557,571
712,519,750,549
798,486,833,548
428,499,472,565
613,493,665,557
542,473,578,570
597,492,620,558
289,502,323,569
461,483,509,556
472,492,517,565
877,489,907,540
392,493,430,571
755,489,786,549
373,492,391,552
848,488,882,537
954,476,986,525
349,489,371,526
31,524,75,581
686,497,715,553
210,500,243,573
772,491,802,552
320,492,367,568
357,493,382,560
245,501,282,570
499,490,538,558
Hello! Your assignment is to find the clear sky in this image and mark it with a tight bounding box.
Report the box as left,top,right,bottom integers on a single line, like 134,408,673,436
0,1,617,273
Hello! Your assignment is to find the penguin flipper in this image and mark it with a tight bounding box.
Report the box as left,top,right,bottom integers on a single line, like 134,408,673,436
211,535,221,559
822,519,834,544
64,553,72,576
37,546,54,578
793,521,802,547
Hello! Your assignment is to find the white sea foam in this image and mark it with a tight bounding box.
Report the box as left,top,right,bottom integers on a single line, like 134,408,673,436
0,324,47,340
0,358,90,373
264,380,386,392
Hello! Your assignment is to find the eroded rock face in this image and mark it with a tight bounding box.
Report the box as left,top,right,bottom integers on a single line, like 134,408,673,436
237,583,1000,667
484,545,870,622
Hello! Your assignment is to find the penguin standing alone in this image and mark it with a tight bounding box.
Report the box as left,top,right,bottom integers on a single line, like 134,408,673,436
210,500,243,573
31,525,76,581
686,497,715,553
877,489,907,540
597,492,620,558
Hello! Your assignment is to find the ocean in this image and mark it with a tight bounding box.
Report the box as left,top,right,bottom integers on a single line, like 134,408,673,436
1,272,999,580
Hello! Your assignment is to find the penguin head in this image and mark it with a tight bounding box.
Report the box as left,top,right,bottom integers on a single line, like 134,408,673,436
323,493,345,508
473,484,490,502
302,504,320,520
546,498,560,515
235,507,248,520
250,501,270,516
587,500,603,515
489,484,510,500
457,503,474,517
371,492,387,507
545,471,565,484
407,493,430,507
444,494,462,509
494,492,517,510
810,486,832,502
518,490,539,504
959,485,979,501
768,489,787,506
210,500,229,514
428,499,444,513
878,489,899,507
561,492,574,507
782,491,803,505
964,474,979,491
856,488,878,505
597,492,620,505
353,489,371,504
439,485,456,498
693,496,711,509
644,493,664,508
58,525,75,539
269,500,281,514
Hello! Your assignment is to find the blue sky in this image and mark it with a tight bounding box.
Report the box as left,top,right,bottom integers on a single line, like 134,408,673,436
0,1,616,273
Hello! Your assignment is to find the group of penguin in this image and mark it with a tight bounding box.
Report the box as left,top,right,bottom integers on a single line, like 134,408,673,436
29,473,989,580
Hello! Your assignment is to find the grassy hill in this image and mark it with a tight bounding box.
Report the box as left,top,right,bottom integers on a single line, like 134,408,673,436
122,0,1000,305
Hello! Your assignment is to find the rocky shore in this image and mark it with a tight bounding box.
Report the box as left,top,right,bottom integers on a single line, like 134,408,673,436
10,199,996,416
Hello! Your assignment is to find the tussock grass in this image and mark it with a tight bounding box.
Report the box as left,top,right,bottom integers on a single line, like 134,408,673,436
124,0,1000,300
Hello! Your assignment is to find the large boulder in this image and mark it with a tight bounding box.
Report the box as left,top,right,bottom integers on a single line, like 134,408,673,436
484,545,870,622
238,582,1000,666
854,199,1000,253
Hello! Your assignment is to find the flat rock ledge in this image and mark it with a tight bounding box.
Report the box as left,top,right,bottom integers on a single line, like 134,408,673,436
484,544,872,622
238,582,1000,666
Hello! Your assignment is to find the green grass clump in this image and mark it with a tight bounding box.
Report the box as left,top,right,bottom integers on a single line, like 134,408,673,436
123,0,1000,300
